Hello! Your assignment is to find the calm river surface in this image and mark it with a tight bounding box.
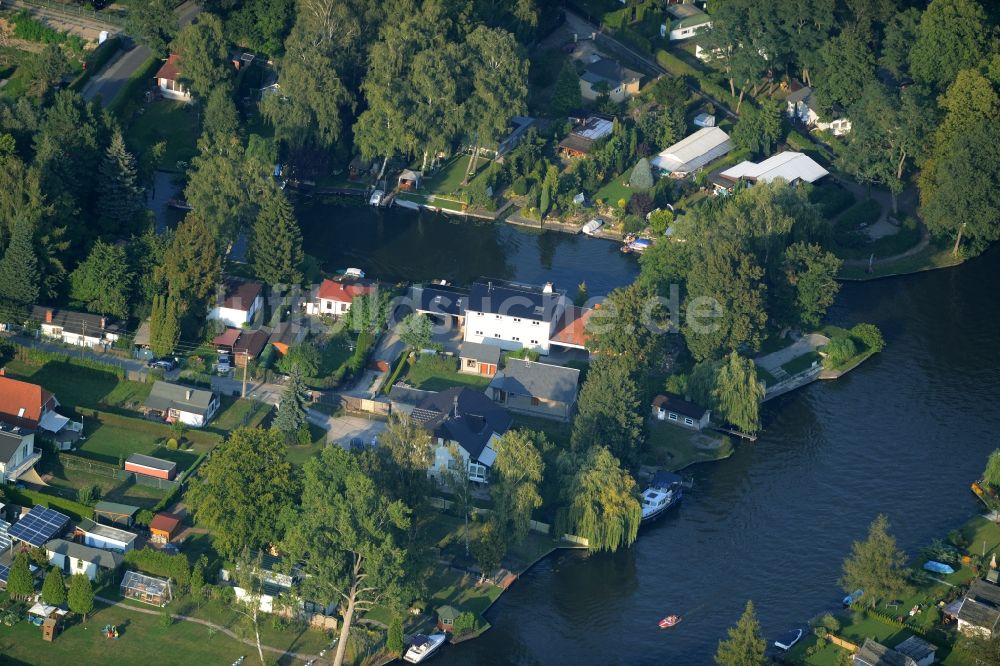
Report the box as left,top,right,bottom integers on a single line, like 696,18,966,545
303,204,1000,665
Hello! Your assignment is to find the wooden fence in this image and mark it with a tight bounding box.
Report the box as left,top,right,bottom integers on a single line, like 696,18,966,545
341,395,391,416
827,634,858,652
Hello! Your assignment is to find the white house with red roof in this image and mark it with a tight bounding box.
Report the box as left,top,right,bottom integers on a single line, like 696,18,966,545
306,279,376,317
0,373,78,442
155,53,192,102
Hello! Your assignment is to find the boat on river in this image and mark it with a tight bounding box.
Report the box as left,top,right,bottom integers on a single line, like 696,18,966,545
658,615,681,628
581,218,604,236
403,633,447,663
774,628,803,651
640,472,683,522
923,560,955,574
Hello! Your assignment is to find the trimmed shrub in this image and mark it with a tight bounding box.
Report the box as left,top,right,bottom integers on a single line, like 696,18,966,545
511,176,528,196
850,323,884,353
823,337,857,368
124,548,191,588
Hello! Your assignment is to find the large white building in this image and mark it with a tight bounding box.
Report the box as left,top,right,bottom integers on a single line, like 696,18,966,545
208,279,264,328
463,280,568,355
651,127,734,176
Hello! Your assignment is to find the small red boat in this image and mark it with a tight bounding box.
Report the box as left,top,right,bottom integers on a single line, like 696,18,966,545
659,615,681,628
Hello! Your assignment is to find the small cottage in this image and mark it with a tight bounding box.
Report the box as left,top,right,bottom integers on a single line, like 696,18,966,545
143,381,220,428
488,359,580,422
208,278,264,328
154,53,192,102
458,342,501,378
397,169,422,190
957,578,1000,638
148,513,182,544
45,538,123,581
437,605,459,632
94,501,140,528
75,518,137,553
651,394,711,431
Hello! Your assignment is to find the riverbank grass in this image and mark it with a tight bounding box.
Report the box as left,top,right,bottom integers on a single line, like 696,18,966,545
642,422,734,471
838,240,965,280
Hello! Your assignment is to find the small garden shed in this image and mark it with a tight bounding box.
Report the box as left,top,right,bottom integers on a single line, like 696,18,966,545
121,570,172,606
437,605,459,632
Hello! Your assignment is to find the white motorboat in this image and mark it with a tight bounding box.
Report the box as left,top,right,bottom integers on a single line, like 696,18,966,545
640,471,683,522
774,628,803,651
403,633,447,663
581,218,604,236
369,189,385,206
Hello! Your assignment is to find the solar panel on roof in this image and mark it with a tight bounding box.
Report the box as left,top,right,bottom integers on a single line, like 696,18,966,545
0,564,9,583
0,519,10,552
7,506,69,547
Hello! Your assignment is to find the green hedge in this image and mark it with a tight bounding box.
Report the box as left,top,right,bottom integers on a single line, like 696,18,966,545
2,486,94,522
14,344,126,379
124,548,191,587
382,350,410,395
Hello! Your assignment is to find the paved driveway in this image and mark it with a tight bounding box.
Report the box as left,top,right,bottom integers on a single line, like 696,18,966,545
309,411,387,447
755,333,830,375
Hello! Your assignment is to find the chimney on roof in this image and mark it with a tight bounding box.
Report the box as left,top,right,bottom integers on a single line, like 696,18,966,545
99,317,106,329
185,389,193,400
0,368,5,376
487,281,492,292
453,394,459,419
543,282,553,294
45,309,53,323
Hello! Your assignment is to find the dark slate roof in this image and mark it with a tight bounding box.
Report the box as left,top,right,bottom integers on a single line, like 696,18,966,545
467,280,565,322
958,579,1000,630
234,329,270,359
412,387,511,461
144,381,216,416
411,285,468,318
218,278,263,311
388,385,437,406
0,422,30,462
459,342,502,365
786,85,813,105
125,453,177,473
489,359,579,404
582,58,637,87
854,639,917,666
45,538,123,569
557,133,595,154
652,393,709,420
31,306,120,337
894,636,937,662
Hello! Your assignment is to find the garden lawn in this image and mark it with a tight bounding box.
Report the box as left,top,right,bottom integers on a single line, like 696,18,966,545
125,100,200,171
782,351,821,376
594,176,633,207
3,359,151,412
961,515,1000,555
75,412,217,469
510,413,572,449
37,456,167,509
838,240,964,280
284,424,329,466
210,397,272,433
643,422,733,471
422,155,484,197
401,355,492,392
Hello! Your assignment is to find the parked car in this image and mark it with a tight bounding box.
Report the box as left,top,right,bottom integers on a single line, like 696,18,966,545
147,358,177,371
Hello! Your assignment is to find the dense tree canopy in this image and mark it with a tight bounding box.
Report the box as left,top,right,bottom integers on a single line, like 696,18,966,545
909,0,990,90
572,356,644,465
70,240,134,319
567,446,641,552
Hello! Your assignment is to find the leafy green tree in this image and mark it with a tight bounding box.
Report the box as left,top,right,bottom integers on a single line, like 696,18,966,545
399,313,432,351
585,282,667,370
879,8,921,79
203,87,239,139
493,430,545,544
638,236,691,295
921,118,1000,254
683,241,767,362
187,427,297,561
224,0,293,55
379,411,435,506
983,450,1000,490
249,190,303,286
183,134,258,247
387,614,405,657
715,600,767,666
5,552,34,600
277,341,320,377
273,364,308,442
567,446,641,552
571,356,644,465
909,0,989,90
283,445,411,666
629,157,653,191
850,323,884,352
42,567,66,606
190,555,207,601
731,99,784,157
130,227,171,309
261,22,352,149
149,294,181,358
125,0,178,55
574,281,588,307
550,60,582,118
70,240,134,319
67,573,94,622
173,13,230,97
162,213,221,318
823,337,858,368
472,518,507,578
780,242,841,328
956,631,1000,666
0,221,40,308
840,514,911,607
714,353,764,434
97,129,144,235
815,27,876,112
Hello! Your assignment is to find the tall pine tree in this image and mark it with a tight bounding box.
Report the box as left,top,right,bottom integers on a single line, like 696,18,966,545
273,364,308,442
249,190,304,286
163,213,221,317
715,600,767,666
98,129,144,235
149,294,180,357
0,221,40,308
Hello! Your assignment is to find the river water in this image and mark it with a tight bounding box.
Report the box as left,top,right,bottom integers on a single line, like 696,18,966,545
302,205,1000,665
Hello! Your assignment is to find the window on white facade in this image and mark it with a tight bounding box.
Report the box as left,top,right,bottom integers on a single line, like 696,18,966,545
514,317,521,322
475,330,483,335
668,413,678,421
495,333,501,338
512,337,520,341
532,321,539,325
530,339,538,345
466,359,477,368
684,417,694,426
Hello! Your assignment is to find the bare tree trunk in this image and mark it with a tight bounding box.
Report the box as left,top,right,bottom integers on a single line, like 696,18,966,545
376,156,388,182
728,77,736,97
952,224,964,256
464,146,479,186
332,591,357,666
736,87,747,113
421,150,428,173
252,605,265,665
890,191,898,216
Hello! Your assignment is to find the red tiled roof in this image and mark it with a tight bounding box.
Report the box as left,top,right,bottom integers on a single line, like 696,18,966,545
0,375,53,429
550,306,593,348
155,53,182,81
317,279,375,303
149,513,181,533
